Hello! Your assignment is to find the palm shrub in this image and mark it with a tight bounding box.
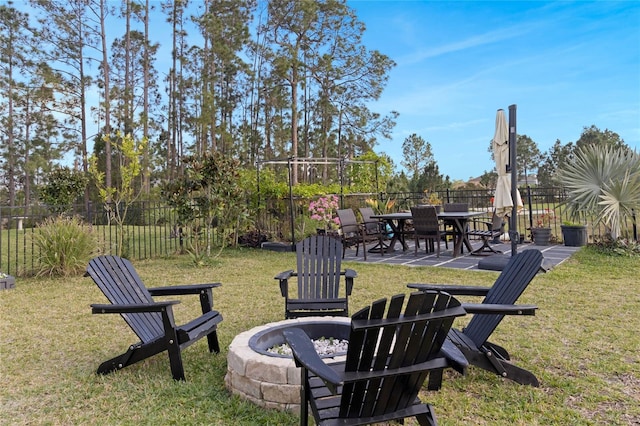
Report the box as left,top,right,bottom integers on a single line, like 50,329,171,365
559,144,640,239
33,216,98,277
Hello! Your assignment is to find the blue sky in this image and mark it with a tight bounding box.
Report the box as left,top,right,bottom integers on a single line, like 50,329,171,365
348,0,640,180
12,1,639,181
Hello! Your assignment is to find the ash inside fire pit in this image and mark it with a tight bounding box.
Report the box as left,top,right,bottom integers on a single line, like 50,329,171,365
249,320,351,358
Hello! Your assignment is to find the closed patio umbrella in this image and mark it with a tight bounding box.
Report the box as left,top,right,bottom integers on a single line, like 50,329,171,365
492,109,522,217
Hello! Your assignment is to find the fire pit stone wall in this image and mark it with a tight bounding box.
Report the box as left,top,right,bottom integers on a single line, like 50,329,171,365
225,317,350,412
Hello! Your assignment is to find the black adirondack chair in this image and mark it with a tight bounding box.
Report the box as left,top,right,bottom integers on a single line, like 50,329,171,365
284,291,467,426
276,235,357,319
408,249,544,386
86,255,223,381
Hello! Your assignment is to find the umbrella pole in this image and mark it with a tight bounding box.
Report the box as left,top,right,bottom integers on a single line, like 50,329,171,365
509,104,518,255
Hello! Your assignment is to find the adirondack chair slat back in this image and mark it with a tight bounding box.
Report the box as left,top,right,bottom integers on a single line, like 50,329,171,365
296,235,342,300
340,291,462,419
465,249,543,347
87,256,164,343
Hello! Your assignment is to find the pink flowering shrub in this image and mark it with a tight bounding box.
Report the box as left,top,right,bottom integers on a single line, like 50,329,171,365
309,195,341,230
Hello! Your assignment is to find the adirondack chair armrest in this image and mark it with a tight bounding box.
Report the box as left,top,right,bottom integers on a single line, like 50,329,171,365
275,270,296,297
407,283,491,296
344,268,357,279
283,328,342,394
462,303,537,315
148,283,221,296
343,268,357,295
91,300,180,314
275,270,295,281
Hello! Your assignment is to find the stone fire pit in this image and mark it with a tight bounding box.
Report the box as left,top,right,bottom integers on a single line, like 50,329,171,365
225,317,351,412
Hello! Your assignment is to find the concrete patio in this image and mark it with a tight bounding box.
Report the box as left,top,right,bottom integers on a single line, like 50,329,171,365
343,239,582,271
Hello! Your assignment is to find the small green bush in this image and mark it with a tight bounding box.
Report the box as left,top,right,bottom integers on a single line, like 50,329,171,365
33,216,98,277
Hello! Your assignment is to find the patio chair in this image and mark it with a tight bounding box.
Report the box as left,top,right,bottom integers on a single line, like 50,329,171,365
284,290,467,426
86,255,223,381
275,235,357,319
408,249,544,386
410,205,442,257
358,206,389,251
336,208,383,260
468,212,504,255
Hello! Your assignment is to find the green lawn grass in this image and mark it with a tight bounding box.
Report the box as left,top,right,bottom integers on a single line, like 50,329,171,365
1,247,638,425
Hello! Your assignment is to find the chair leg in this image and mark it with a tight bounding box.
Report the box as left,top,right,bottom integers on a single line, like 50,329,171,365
299,368,310,426
415,404,438,426
167,336,186,381
206,329,221,353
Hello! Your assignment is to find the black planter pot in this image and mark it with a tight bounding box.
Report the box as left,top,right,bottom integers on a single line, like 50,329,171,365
561,225,588,247
531,228,552,246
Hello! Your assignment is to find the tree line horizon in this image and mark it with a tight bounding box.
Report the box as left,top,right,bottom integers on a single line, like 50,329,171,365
1,0,631,210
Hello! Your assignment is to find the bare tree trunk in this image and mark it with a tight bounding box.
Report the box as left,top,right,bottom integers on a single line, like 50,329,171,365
100,0,112,195
291,65,298,184
142,0,150,194
124,0,132,133
7,48,15,206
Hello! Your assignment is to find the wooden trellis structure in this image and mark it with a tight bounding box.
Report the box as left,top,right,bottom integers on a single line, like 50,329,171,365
256,157,379,249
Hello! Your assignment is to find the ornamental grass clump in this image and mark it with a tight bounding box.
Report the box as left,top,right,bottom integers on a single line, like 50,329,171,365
33,216,98,277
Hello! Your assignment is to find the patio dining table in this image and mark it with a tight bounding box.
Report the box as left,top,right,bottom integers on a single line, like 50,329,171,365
371,211,484,258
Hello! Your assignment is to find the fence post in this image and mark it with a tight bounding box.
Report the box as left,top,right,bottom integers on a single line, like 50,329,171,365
526,185,533,231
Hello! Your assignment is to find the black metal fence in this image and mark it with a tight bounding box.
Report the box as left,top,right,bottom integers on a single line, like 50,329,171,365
1,187,636,276
0,202,183,276
253,187,636,247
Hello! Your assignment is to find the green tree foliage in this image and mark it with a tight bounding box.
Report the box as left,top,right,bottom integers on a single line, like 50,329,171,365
89,131,147,256
188,0,255,155
479,170,498,188
344,151,392,193
576,125,628,151
260,0,395,184
161,151,249,261
31,0,105,208
409,160,446,193
538,126,629,188
560,144,640,239
5,1,397,207
401,133,433,178
386,171,410,193
538,139,575,187
1,3,36,206
40,167,88,215
515,134,542,184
